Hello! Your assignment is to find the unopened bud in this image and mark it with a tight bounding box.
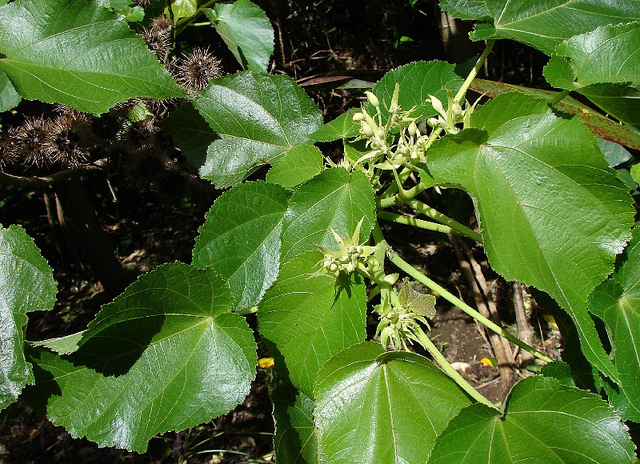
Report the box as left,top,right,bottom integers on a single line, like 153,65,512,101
361,122,374,137
365,91,380,108
408,121,418,137
353,112,366,122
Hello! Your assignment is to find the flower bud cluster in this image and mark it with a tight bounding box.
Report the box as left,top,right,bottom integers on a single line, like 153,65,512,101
317,219,377,277
351,84,432,170
426,90,473,135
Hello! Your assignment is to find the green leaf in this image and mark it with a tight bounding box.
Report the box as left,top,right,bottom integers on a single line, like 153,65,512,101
0,225,56,410
280,168,376,263
427,93,635,382
170,0,197,20
314,342,472,463
398,279,436,318
272,384,323,464
540,361,576,387
0,70,19,112
430,377,635,463
469,78,640,151
266,143,324,189
309,108,361,142
205,0,274,73
371,60,464,124
589,228,640,421
544,22,640,128
469,1,640,55
439,0,491,20
193,181,290,311
0,0,183,114
258,251,367,396
160,102,218,168
24,262,256,452
193,71,322,188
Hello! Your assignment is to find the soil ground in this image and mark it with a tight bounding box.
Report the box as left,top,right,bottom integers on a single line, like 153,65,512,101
0,1,560,462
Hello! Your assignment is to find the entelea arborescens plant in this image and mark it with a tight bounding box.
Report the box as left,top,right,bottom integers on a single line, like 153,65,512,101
1,0,640,461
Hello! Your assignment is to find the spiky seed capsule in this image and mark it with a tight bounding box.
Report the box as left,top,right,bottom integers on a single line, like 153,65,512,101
149,15,173,32
9,116,55,167
44,115,90,167
175,47,223,92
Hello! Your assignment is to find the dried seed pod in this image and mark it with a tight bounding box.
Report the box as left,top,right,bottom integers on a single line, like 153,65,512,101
43,115,91,167
175,47,223,93
143,26,172,64
8,116,55,167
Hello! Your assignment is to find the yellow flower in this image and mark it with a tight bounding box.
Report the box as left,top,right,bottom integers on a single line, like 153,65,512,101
258,357,275,368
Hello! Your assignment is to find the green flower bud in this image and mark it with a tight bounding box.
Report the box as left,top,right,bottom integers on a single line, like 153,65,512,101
365,91,380,108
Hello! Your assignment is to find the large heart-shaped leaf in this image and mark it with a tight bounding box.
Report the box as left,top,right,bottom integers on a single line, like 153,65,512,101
430,376,635,463
0,225,56,410
266,143,323,189
205,0,274,73
313,342,472,463
0,0,183,114
280,168,375,263
589,228,640,422
426,92,635,382
24,263,256,452
193,181,290,311
468,1,640,55
258,251,366,397
193,71,322,188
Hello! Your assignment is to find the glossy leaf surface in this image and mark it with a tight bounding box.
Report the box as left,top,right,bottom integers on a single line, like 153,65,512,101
266,143,323,189
430,377,635,463
193,181,290,311
206,0,274,73
280,168,375,263
589,228,640,421
0,225,56,409
427,93,635,381
258,251,366,396
314,342,472,463
468,1,640,55
25,263,256,452
0,0,182,114
193,71,322,187
0,70,19,112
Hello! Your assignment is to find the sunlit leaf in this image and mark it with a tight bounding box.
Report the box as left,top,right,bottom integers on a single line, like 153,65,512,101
426,92,635,382
0,225,56,410
24,263,256,452
0,0,183,114
314,342,472,463
193,71,322,188
430,377,635,463
193,181,290,311
258,251,366,396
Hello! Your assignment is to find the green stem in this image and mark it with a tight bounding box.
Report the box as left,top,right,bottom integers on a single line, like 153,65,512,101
174,0,221,35
378,211,457,235
413,329,497,408
454,39,495,104
548,89,571,106
386,249,553,364
404,199,482,243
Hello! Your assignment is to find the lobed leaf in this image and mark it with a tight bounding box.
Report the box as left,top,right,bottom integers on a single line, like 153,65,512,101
468,0,640,55
205,0,274,73
430,377,635,463
426,92,635,382
24,262,256,452
313,342,472,463
193,181,290,311
0,225,56,410
280,167,375,263
589,228,640,421
193,71,322,188
257,251,367,397
0,0,183,114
